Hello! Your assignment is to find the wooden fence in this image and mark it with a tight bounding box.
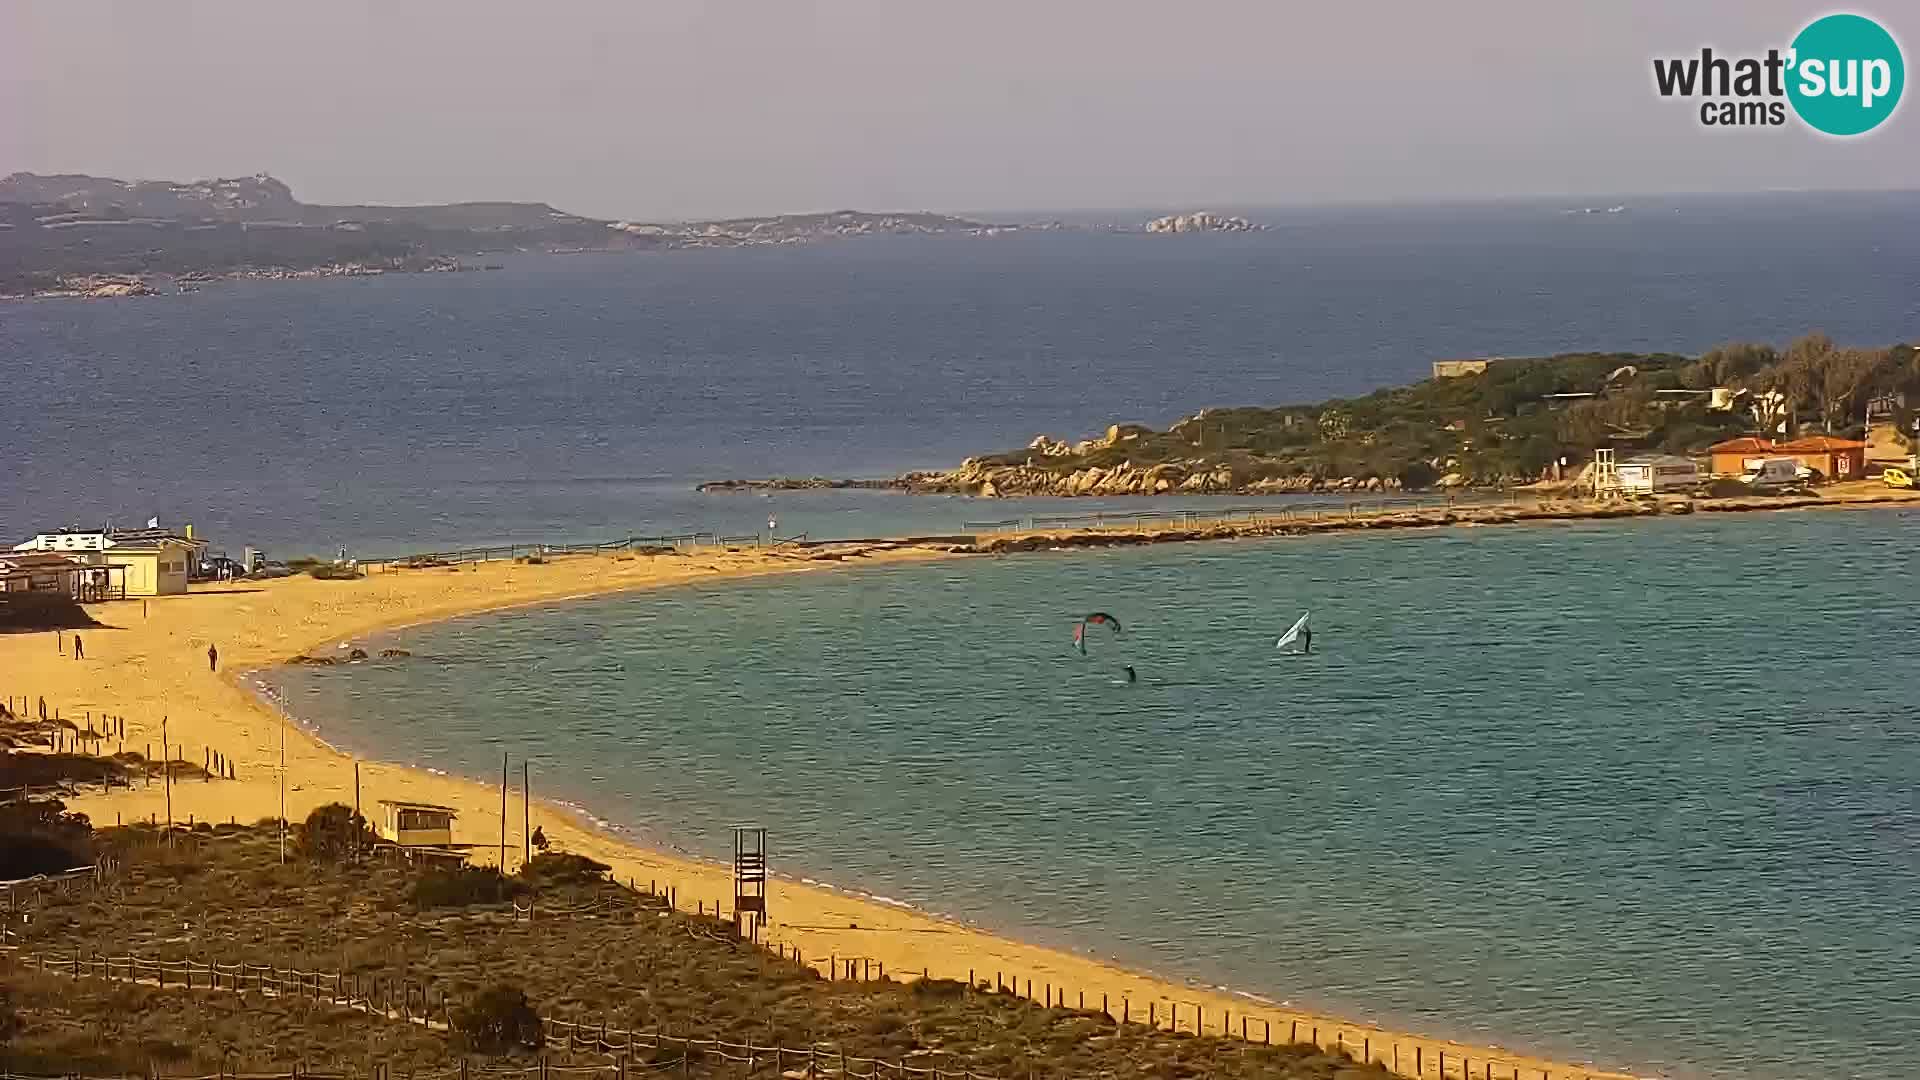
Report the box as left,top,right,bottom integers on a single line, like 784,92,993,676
3,950,1004,1080
1,693,242,800
602,879,1629,1080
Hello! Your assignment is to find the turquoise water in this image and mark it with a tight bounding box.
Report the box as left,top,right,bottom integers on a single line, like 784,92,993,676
262,510,1920,1080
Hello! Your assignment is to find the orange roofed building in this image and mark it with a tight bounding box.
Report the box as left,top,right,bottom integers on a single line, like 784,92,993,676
1708,436,1867,481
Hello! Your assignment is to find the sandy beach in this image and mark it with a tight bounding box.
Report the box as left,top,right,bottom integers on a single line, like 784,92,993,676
16,493,1914,1080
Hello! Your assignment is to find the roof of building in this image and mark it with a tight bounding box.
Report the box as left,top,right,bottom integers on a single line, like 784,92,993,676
110,539,199,553
1774,436,1868,452
0,552,89,569
376,799,458,816
106,527,207,545
1710,435,1870,454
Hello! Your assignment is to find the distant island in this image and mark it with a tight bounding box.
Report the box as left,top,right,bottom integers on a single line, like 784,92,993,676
701,335,1919,496
1143,211,1262,233
0,172,1016,298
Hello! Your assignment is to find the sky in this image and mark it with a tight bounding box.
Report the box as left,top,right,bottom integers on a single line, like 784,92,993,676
2,1,1915,220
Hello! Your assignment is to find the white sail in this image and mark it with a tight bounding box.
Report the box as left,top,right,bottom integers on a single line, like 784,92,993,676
1275,611,1310,650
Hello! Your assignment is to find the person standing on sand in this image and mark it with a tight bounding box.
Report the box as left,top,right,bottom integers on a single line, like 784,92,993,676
73,634,84,660
208,643,219,673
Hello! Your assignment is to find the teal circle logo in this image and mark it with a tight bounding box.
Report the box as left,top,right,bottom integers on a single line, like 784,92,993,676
1787,14,1904,135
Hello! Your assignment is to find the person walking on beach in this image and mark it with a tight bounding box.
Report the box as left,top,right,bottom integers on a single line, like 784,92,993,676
72,634,84,660
207,643,219,673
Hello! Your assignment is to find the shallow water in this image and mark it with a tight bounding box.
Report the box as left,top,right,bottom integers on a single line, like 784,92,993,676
264,509,1920,1080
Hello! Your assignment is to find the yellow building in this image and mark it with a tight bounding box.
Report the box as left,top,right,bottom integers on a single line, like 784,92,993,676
377,800,457,848
110,539,195,596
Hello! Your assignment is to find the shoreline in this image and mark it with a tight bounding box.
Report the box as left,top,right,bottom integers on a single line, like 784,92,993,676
25,492,1918,1080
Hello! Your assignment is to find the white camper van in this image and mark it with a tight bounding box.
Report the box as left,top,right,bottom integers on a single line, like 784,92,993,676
1740,457,1811,489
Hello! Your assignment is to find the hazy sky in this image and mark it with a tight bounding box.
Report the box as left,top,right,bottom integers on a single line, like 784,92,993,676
3,1,1914,220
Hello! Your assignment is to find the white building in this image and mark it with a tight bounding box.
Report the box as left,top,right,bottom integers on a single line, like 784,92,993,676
13,526,208,596
1615,454,1700,495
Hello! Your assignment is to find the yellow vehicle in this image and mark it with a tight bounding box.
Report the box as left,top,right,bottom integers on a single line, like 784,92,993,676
1884,466,1915,489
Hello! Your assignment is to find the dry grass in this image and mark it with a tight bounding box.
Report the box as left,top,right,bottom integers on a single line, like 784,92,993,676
7,823,1390,1080
2,972,451,1075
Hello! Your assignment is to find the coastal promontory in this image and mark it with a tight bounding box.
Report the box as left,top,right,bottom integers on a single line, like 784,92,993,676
701,337,1920,497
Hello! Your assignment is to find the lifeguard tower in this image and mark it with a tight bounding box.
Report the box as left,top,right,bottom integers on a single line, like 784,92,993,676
1590,448,1621,498
376,800,457,848
732,826,767,942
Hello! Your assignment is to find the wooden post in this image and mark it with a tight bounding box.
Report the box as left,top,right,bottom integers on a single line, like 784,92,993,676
523,759,532,866
500,751,509,871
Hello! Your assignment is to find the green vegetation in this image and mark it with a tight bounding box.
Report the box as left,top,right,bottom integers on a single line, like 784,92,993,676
0,797,95,878
296,803,378,862
4,823,1394,1078
452,984,545,1054
410,864,524,909
973,335,1919,488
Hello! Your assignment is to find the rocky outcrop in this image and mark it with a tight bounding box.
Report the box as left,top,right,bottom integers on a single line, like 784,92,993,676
695,477,908,494
696,458,1444,498
1144,212,1262,234
886,457,1410,498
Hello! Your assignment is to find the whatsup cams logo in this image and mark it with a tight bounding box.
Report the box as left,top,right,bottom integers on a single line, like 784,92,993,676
1653,12,1904,134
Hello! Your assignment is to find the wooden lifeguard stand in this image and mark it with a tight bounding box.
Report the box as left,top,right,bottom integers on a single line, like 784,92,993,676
1590,447,1620,499
732,826,767,942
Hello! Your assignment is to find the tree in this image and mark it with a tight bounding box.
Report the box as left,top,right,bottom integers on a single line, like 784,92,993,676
0,984,18,1046
1778,333,1834,426
0,799,94,879
453,984,543,1054
296,803,376,863
1819,347,1882,432
1701,342,1778,385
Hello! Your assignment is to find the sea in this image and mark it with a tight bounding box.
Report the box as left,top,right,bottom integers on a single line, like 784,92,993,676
8,191,1920,1079
2,191,1917,555
263,513,1920,1080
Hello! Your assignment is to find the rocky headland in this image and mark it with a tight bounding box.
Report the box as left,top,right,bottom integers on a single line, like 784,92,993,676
1,172,1036,300
697,341,1920,500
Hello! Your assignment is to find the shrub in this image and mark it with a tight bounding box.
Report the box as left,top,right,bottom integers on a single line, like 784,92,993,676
910,978,968,1000
452,983,543,1054
411,866,522,909
518,851,610,887
0,798,95,879
294,803,375,862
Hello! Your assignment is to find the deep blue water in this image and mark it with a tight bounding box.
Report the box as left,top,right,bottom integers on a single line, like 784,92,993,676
3,191,1918,555
264,511,1920,1080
